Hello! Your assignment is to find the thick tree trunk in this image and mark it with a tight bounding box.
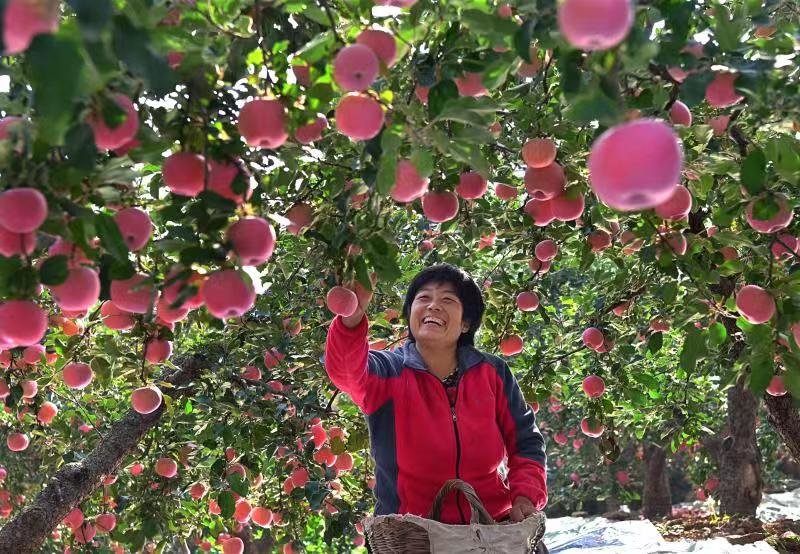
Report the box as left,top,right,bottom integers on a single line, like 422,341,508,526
718,381,763,516
0,359,204,553
777,454,800,479
764,392,800,462
642,444,672,519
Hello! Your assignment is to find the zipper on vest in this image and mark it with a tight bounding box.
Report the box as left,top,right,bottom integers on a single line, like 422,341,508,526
446,379,466,524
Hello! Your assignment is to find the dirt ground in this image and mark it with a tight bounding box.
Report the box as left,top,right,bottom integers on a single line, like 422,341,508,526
656,513,800,553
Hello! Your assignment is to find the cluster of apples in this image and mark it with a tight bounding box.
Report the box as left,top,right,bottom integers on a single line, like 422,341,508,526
523,138,580,223
60,507,117,546
237,26,398,148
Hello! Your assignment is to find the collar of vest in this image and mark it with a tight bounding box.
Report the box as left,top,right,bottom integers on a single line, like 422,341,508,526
399,340,486,373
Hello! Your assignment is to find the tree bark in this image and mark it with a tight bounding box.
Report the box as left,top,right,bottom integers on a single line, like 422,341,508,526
0,358,205,553
703,434,723,465
764,392,800,462
642,443,672,519
718,380,763,516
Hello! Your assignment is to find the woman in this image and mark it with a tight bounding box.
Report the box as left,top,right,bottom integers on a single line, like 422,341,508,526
324,264,547,537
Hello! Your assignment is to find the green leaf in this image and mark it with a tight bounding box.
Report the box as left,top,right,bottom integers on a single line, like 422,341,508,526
740,148,766,195
100,94,128,129
179,246,227,266
680,327,708,372
141,517,160,539
329,436,346,455
680,72,714,108
557,50,583,95
514,19,535,63
90,356,111,381
631,372,660,390
112,15,176,96
210,458,226,477
429,128,490,177
365,236,402,283
712,231,754,249
625,388,648,407
346,427,369,452
428,80,459,120
123,530,146,552
752,195,780,221
184,399,193,414
376,156,397,197
109,258,136,281
564,87,620,125
39,255,69,286
647,332,663,353
226,473,249,497
354,256,372,292
376,131,402,196
784,366,800,398
460,9,520,44
764,135,800,182
712,3,743,51
94,213,129,261
660,282,678,304
307,82,335,113
434,97,499,125
482,53,514,91
295,31,334,64
743,323,774,394
750,350,773,394
453,124,495,145
63,124,99,173
410,148,434,178
301,4,330,26
66,0,113,40
305,481,328,511
218,491,236,519
26,36,84,144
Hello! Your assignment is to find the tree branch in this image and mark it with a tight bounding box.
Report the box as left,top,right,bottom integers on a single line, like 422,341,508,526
0,356,207,553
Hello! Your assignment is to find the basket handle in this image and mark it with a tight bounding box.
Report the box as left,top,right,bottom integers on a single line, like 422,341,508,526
428,479,496,525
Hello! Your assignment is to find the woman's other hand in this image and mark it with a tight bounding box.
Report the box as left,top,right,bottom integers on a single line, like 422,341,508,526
509,495,537,522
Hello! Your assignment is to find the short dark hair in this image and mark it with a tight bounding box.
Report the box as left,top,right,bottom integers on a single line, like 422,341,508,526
402,263,485,347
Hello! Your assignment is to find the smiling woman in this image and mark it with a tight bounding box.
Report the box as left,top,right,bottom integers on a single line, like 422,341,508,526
324,263,549,552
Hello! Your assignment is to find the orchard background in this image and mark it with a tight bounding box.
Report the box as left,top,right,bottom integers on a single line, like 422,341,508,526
0,0,798,552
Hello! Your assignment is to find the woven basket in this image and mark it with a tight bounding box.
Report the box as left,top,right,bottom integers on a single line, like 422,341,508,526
364,479,546,554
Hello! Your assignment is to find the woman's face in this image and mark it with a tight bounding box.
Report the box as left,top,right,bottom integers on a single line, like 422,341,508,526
409,281,468,349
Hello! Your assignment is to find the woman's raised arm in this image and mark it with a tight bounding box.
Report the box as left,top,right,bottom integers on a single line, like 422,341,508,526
323,275,399,414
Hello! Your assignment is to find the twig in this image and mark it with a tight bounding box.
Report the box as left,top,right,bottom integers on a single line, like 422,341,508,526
318,0,344,44
729,125,749,157
324,390,340,412
600,285,647,316
540,345,584,366
775,236,800,264
648,62,681,86
481,247,515,286
768,246,774,286
643,217,727,315
194,6,250,38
